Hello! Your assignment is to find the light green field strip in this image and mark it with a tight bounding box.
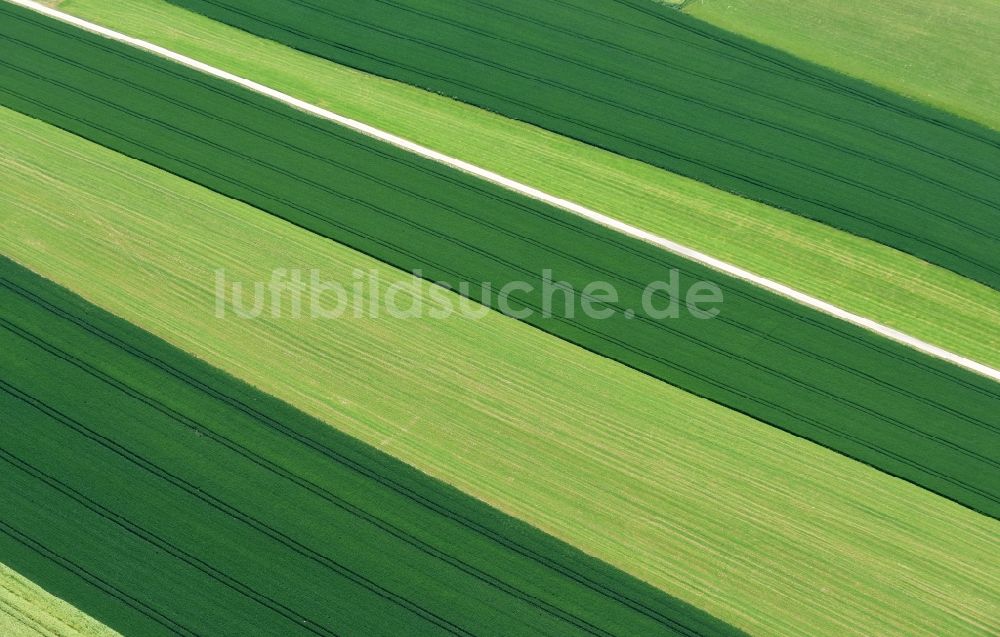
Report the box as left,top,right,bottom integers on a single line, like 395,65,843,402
5,108,999,637
685,0,1000,132
0,563,121,637
52,0,1000,372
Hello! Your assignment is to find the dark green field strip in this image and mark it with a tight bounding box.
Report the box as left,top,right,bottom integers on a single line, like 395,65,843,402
0,257,740,637
2,4,999,516
160,0,1000,289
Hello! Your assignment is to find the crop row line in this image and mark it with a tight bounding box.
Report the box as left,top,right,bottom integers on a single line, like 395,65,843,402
0,521,197,636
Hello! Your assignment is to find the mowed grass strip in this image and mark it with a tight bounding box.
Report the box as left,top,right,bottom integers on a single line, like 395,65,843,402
2,109,998,637
0,562,122,637
685,0,1000,132
3,8,999,514
162,0,1000,288
1,255,740,637
57,0,1000,373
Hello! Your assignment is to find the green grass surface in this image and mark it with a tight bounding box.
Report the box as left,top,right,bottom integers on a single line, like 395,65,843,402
1,256,737,636
4,6,999,514
3,108,999,637
54,0,1000,373
162,0,1000,288
685,0,1000,132
0,562,122,637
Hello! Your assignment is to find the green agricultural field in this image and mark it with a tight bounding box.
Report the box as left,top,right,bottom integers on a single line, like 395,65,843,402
0,562,122,637
1,256,736,636
685,0,1000,132
55,0,1000,374
3,6,998,514
3,107,998,637
162,0,1000,289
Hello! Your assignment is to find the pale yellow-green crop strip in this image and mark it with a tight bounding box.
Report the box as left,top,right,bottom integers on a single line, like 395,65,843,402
52,0,1000,372
0,562,122,637
686,0,1000,132
4,106,998,637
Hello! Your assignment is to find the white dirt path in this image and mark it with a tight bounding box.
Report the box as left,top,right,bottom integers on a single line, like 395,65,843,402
8,0,1000,383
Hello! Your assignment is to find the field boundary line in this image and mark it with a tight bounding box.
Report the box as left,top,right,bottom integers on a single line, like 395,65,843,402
8,0,1000,384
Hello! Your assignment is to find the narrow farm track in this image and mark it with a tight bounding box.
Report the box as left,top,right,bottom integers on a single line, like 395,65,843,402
0,258,738,637
36,0,995,380
45,0,1000,376
162,0,1000,289
2,15,996,385
7,0,1000,381
1,3,998,516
